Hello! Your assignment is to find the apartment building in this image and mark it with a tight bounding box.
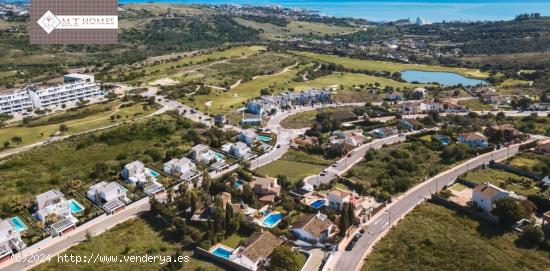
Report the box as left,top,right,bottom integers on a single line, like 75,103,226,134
0,74,102,116
0,89,33,115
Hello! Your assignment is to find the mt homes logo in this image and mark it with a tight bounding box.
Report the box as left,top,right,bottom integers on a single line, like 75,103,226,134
37,10,60,34
30,0,118,44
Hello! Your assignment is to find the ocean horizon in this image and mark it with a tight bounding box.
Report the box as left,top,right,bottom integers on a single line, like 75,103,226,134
116,0,550,22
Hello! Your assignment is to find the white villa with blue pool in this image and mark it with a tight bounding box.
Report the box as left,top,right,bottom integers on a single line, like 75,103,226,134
163,157,199,181
190,144,218,165
33,190,83,236
0,219,26,260
122,160,158,185
237,129,258,146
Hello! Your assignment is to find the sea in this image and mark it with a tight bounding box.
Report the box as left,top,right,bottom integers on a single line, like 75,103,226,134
117,0,550,22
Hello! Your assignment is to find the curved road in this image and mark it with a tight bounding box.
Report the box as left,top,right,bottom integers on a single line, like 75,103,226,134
326,142,527,271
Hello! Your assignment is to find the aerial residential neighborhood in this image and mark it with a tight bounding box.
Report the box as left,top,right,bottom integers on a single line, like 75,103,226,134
0,1,549,271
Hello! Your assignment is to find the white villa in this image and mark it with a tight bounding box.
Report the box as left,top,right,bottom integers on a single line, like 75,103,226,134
190,144,217,165
121,160,156,185
231,142,253,159
472,182,523,213
237,129,258,146
290,213,334,245
0,219,26,260
327,188,354,211
33,190,72,222
163,157,199,180
224,231,283,271
87,182,131,214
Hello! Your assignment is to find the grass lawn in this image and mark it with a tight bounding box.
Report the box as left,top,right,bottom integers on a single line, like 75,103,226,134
462,168,539,196
255,150,330,184
34,216,221,271
362,203,550,271
296,251,308,269
181,63,303,114
504,152,550,173
458,99,494,111
294,51,489,79
449,183,468,192
221,233,248,248
0,102,158,149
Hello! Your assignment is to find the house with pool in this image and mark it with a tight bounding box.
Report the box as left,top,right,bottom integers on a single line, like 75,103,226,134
33,190,82,236
290,213,334,245
209,231,283,271
87,181,131,214
190,144,218,165
237,129,259,146
121,160,158,185
0,219,26,261
163,157,199,181
458,132,489,149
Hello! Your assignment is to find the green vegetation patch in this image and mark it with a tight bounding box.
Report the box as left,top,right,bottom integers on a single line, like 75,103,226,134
255,150,330,183
363,203,550,271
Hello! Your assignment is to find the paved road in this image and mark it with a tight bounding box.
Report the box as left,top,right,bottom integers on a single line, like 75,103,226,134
304,134,407,187
403,110,550,119
1,198,151,271
326,142,525,271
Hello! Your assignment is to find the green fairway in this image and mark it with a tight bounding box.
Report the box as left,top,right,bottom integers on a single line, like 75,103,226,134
0,102,158,149
34,217,221,271
181,63,303,114
363,203,549,271
293,51,489,79
289,72,430,90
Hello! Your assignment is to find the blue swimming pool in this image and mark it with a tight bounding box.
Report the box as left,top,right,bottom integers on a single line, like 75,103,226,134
258,135,272,142
310,199,326,209
68,199,85,214
234,180,243,188
215,152,225,161
10,216,27,232
263,213,284,228
148,168,160,177
212,246,233,259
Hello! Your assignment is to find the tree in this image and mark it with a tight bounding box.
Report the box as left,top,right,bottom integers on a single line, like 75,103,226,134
11,136,22,145
521,225,544,246
59,124,69,132
493,198,529,225
3,141,9,148
267,246,300,271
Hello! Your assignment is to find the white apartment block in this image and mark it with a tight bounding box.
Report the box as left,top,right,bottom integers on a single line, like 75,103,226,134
0,89,33,115
0,74,102,116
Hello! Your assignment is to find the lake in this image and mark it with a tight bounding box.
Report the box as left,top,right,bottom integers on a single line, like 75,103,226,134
401,70,487,86
118,0,550,22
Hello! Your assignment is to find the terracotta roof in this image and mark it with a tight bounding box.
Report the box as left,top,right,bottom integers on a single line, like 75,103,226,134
242,231,283,263
328,188,352,200
473,182,506,200
292,214,332,239
460,132,487,141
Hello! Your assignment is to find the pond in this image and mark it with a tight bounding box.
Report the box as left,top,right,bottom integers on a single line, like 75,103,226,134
401,70,487,86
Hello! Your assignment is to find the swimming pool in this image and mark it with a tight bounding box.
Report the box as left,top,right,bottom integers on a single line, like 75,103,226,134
258,135,272,142
10,216,28,232
68,199,85,214
262,213,284,228
310,199,326,209
211,246,233,259
148,168,160,177
234,180,243,188
215,152,225,161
